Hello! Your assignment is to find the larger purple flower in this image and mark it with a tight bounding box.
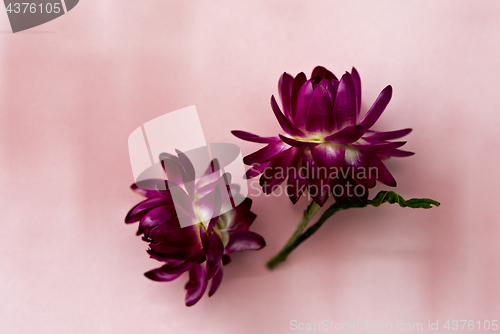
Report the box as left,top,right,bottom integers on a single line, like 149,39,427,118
125,151,265,306
233,66,414,206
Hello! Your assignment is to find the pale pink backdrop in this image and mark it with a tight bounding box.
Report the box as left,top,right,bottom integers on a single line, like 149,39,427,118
1,1,499,333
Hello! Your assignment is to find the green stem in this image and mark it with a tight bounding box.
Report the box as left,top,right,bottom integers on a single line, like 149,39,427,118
266,201,321,270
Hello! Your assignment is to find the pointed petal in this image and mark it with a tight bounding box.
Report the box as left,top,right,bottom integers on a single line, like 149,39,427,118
195,159,221,190
144,268,183,282
148,221,201,246
203,233,224,281
351,67,362,117
139,205,177,228
286,154,307,204
225,230,266,253
358,85,393,129
305,83,335,133
293,80,314,129
175,149,196,183
160,156,188,189
125,197,170,224
352,141,406,152
219,197,256,230
364,128,412,141
244,161,270,179
185,265,208,306
208,267,223,297
278,135,320,148
343,148,376,188
324,125,366,144
231,130,279,143
366,152,397,186
279,72,294,119
149,242,199,260
148,259,193,277
243,141,289,165
259,147,298,194
333,72,357,129
379,148,415,157
311,66,338,80
270,95,304,136
301,148,331,206
290,72,307,119
131,179,164,198
309,143,346,205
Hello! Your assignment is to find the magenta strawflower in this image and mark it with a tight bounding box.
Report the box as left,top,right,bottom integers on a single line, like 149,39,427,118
125,151,265,306
233,66,414,207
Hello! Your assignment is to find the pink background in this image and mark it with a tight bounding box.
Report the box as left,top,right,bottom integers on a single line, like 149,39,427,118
1,1,499,333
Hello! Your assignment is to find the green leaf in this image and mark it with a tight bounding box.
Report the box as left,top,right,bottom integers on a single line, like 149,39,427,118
367,191,440,209
296,191,439,246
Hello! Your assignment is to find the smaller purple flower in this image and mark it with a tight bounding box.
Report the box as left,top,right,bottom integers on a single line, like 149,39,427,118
125,150,265,306
233,66,414,206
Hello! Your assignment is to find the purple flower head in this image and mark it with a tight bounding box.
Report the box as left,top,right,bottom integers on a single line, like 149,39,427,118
125,150,265,306
233,66,414,206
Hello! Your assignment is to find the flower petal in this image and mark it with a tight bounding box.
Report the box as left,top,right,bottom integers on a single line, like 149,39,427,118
175,149,196,183
366,152,397,186
139,205,178,230
358,85,393,129
148,259,193,277
270,95,304,136
343,148,377,188
185,264,208,306
287,154,308,204
194,185,224,224
225,229,266,253
278,135,320,148
160,156,188,190
131,179,164,198
203,232,224,281
352,141,407,152
206,187,223,233
311,143,346,170
149,242,199,260
300,148,331,206
311,66,338,80
279,72,294,119
351,67,362,117
144,267,183,282
231,130,279,144
219,197,256,230
378,148,415,157
148,221,201,246
125,196,171,224
243,141,289,165
208,267,223,297
293,79,314,129
324,125,366,144
195,159,221,190
305,82,336,133
333,72,357,129
259,147,298,194
290,72,307,120
364,128,412,141
244,161,270,179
